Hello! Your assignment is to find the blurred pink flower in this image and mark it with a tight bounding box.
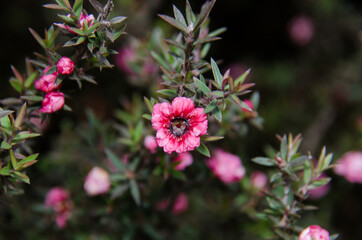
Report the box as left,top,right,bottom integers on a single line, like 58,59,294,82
115,47,137,75
151,97,208,154
45,187,72,229
172,193,188,215
288,16,315,46
299,225,330,240
334,151,362,183
57,57,74,75
84,167,111,196
173,152,193,170
308,173,330,199
34,73,59,93
144,135,158,153
39,92,64,113
156,198,170,211
250,171,268,190
207,149,245,184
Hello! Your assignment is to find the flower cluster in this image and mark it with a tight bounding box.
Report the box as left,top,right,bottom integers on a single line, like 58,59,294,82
36,57,74,113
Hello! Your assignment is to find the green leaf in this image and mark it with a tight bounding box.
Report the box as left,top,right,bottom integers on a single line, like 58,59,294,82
194,36,221,46
133,121,143,143
11,65,24,84
16,153,39,170
158,14,187,33
211,58,223,87
0,110,14,119
0,110,12,130
105,148,126,172
0,166,11,176
24,72,38,88
203,99,218,114
150,51,170,70
13,132,41,142
280,135,287,161
170,169,186,180
185,0,196,25
173,5,187,28
303,160,312,185
10,78,22,93
212,106,222,123
208,27,227,37
43,4,68,11
20,95,44,102
193,0,216,31
194,77,210,94
200,135,224,142
73,0,83,16
142,114,152,120
11,171,30,184
14,103,27,129
251,157,275,167
10,150,17,169
144,97,154,113
29,28,46,49
196,143,210,157
234,68,251,86
111,184,129,199
1,141,12,149
130,179,141,205
109,16,127,25
156,89,177,98
307,177,331,191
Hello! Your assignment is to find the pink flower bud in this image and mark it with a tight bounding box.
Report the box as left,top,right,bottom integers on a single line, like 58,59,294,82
57,57,74,75
299,225,330,240
34,73,59,93
207,149,245,184
84,167,111,196
172,193,188,215
173,152,193,171
144,135,158,153
334,151,362,183
79,13,95,29
250,171,268,190
115,47,137,76
39,92,65,113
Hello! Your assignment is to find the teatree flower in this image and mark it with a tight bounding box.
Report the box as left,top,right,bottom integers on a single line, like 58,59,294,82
57,57,74,75
39,92,65,113
144,135,158,153
84,167,111,196
151,97,208,154
45,187,72,229
34,73,59,93
173,152,193,170
334,151,362,183
299,225,330,240
207,149,245,184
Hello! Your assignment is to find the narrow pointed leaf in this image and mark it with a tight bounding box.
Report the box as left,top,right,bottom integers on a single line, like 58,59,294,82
196,143,210,157
211,58,223,87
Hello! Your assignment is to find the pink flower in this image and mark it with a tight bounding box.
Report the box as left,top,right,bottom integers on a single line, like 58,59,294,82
172,193,188,215
34,73,60,93
207,149,245,184
299,225,330,240
151,97,208,154
334,151,362,183
250,171,268,190
45,187,72,229
308,173,330,199
39,92,65,113
115,47,137,75
156,198,170,211
84,167,111,196
288,16,315,46
57,57,74,75
79,13,94,29
173,152,193,170
45,187,70,209
144,135,158,153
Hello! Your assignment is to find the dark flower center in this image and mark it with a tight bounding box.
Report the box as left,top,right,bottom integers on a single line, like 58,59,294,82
170,117,189,137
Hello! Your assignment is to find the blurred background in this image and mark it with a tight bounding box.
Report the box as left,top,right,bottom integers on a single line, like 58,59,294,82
1,0,362,239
